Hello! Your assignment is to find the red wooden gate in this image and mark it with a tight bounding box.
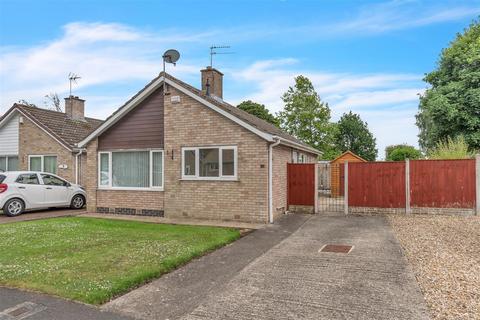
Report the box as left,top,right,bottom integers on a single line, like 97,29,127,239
287,163,316,207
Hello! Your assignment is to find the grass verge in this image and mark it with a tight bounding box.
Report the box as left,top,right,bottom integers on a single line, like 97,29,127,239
0,217,240,304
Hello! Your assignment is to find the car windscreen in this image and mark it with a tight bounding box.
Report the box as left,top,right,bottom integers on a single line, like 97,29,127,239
0,175,5,183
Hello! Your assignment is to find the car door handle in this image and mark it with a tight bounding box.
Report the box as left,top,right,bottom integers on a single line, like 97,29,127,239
45,187,53,190
18,186,26,189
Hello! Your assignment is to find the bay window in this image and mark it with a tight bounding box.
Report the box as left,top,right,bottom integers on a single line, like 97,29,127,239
98,150,163,190
28,155,57,174
182,146,237,180
0,156,18,172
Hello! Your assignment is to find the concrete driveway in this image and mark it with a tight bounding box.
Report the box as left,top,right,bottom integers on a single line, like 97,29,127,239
0,208,84,224
107,214,430,320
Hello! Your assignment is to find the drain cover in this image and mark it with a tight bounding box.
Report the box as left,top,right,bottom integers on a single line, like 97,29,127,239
320,244,353,253
0,302,46,319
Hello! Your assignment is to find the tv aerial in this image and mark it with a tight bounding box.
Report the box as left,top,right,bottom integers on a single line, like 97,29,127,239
68,72,81,97
162,49,180,95
210,45,234,68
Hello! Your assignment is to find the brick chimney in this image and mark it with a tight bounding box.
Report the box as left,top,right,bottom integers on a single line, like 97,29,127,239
201,67,223,99
64,96,85,121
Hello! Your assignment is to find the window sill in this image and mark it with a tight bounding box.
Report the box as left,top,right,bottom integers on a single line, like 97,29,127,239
180,177,239,182
97,187,164,192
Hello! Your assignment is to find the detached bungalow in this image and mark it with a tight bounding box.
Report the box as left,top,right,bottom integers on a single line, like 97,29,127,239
0,99,103,184
78,68,320,223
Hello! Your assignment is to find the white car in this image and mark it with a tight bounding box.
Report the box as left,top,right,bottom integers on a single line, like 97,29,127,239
0,171,86,217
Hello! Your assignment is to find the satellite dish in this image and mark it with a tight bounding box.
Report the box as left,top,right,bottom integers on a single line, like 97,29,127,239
163,49,180,65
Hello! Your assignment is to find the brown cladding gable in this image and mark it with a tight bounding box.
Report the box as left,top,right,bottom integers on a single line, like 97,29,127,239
98,87,164,150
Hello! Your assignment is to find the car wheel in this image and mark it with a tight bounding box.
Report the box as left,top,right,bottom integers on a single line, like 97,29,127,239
70,195,85,209
3,199,25,217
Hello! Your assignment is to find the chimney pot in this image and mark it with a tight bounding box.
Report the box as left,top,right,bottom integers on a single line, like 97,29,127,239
64,96,85,121
201,67,223,99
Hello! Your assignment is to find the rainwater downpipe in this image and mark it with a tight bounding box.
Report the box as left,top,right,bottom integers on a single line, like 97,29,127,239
268,138,281,223
75,149,84,185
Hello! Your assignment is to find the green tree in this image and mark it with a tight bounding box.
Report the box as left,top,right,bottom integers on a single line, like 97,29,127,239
385,144,422,161
237,100,279,126
428,136,476,159
416,20,480,151
334,111,378,161
277,75,335,155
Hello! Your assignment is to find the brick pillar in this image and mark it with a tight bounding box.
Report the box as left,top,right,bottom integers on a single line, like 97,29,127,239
85,139,98,213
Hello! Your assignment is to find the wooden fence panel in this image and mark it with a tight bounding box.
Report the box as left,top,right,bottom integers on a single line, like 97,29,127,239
287,163,315,206
348,162,406,208
410,159,475,208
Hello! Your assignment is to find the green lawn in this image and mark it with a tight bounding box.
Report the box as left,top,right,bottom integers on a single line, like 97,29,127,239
0,217,240,304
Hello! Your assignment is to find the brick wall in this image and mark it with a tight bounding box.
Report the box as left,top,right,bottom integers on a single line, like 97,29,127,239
272,145,291,220
163,87,269,223
85,139,98,213
18,117,76,182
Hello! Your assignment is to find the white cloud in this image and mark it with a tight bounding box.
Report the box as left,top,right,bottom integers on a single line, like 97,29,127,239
328,1,480,35
0,22,206,114
228,58,424,157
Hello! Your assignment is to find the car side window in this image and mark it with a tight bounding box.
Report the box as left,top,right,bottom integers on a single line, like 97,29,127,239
0,175,5,183
41,174,67,186
16,174,40,185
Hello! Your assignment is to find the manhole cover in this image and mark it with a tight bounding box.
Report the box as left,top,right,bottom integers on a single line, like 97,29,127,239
320,244,353,253
0,302,46,319
8,307,29,317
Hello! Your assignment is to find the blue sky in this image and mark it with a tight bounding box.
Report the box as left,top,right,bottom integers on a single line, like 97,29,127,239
1,0,479,157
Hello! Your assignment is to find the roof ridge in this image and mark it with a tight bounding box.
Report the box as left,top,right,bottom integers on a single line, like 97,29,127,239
16,103,103,122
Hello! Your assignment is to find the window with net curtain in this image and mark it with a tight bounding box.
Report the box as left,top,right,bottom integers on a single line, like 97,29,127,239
100,150,163,188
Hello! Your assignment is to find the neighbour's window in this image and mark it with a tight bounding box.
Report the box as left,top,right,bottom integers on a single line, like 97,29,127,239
0,156,19,171
29,155,57,174
292,151,306,163
0,175,5,183
98,150,163,189
182,146,237,180
41,174,68,187
16,173,40,185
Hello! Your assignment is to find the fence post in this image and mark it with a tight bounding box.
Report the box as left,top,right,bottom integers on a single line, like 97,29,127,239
405,158,411,214
476,154,480,216
344,161,349,215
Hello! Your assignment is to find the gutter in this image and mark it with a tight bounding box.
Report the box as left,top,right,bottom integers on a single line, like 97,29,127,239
272,135,322,156
268,138,281,223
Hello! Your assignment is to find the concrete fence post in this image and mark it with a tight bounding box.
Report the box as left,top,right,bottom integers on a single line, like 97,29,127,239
476,154,480,216
405,158,411,214
344,161,349,215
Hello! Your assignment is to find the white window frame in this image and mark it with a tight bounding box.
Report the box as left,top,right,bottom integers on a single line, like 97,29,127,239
98,149,164,191
0,155,18,171
28,155,57,173
181,146,238,181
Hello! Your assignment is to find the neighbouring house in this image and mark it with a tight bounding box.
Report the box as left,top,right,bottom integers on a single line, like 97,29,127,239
330,150,366,197
78,67,320,223
0,97,103,185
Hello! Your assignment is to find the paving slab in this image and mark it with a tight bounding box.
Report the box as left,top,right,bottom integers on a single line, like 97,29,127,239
0,208,83,224
180,215,430,320
103,213,311,320
0,287,132,320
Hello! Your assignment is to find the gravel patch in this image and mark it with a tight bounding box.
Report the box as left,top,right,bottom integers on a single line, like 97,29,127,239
388,214,480,320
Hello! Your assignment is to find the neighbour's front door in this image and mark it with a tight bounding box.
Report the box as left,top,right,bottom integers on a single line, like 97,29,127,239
41,174,72,206
15,173,45,207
